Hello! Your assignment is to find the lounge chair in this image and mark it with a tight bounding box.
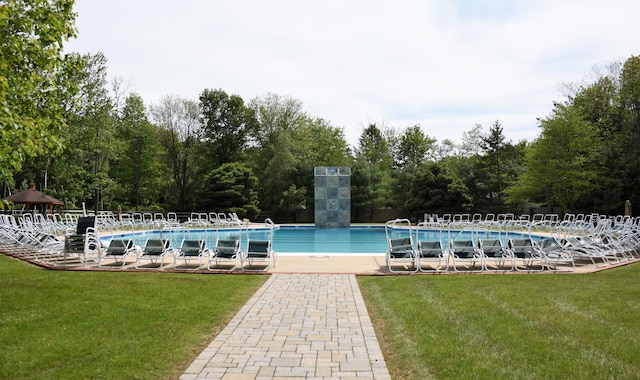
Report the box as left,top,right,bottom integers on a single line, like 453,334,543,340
534,237,575,272
386,237,418,273
583,234,630,262
173,239,209,270
478,238,513,271
384,218,417,273
242,240,277,271
561,236,611,267
99,239,138,268
63,226,101,267
450,239,482,272
74,216,96,234
135,238,173,269
508,238,544,271
208,238,242,271
8,230,63,262
417,240,448,272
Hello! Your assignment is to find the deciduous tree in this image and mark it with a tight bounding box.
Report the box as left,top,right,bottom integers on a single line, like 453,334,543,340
151,95,201,210
0,0,80,180
199,88,257,167
111,93,159,210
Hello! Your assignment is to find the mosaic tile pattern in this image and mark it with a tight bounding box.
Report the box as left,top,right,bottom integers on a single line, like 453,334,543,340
314,167,350,228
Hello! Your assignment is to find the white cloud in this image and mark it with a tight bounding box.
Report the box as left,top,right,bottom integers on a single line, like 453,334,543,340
66,0,640,147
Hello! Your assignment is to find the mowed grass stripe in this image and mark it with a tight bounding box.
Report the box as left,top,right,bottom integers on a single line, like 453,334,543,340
359,264,640,380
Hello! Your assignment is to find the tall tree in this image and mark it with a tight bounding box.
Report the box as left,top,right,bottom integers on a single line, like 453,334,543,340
111,93,159,210
507,104,599,213
0,0,80,180
199,88,257,167
150,95,201,210
352,124,393,221
261,129,298,215
478,120,507,210
460,124,484,157
391,125,436,213
245,93,307,214
248,92,305,146
51,52,116,211
393,124,437,168
571,73,623,212
355,123,394,170
618,55,640,208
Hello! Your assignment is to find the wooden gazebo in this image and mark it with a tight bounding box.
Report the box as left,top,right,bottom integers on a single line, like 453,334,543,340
2,183,64,214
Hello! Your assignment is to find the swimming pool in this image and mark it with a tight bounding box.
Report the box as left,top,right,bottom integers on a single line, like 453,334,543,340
102,226,535,256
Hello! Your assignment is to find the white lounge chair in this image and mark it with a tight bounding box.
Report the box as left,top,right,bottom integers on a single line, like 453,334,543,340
450,239,482,272
417,240,448,272
135,238,173,269
242,240,277,271
99,239,138,268
208,238,242,271
173,239,209,270
478,238,512,271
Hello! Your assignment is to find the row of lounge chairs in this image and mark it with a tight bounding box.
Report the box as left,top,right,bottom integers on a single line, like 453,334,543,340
8,210,245,237
388,235,639,273
98,236,277,271
1,213,276,271
386,216,640,273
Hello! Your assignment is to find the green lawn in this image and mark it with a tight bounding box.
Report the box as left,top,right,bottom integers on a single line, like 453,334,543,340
359,264,640,379
3,252,640,380
0,255,267,379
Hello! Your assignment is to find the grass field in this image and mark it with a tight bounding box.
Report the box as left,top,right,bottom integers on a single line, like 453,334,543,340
0,255,267,379
3,252,640,379
359,264,640,379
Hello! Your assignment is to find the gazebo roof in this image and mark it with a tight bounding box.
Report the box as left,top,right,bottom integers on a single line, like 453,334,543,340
3,183,63,207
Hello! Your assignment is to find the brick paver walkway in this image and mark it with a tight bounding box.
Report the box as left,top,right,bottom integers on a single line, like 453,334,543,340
180,274,391,379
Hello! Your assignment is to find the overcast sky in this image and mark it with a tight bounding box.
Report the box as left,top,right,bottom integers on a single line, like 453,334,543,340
64,0,640,147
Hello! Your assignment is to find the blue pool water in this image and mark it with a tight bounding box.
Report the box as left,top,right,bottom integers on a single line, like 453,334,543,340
103,226,535,256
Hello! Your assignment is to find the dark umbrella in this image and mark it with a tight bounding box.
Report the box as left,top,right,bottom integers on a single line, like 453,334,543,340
3,183,64,214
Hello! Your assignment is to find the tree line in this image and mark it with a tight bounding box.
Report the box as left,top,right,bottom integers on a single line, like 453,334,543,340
2,1,639,220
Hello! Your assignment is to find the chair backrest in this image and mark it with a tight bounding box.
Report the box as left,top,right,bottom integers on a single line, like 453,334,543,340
216,239,239,257
389,237,413,251
107,239,133,254
510,238,531,247
537,237,558,250
419,240,442,258
419,240,442,250
480,239,502,248
144,239,169,254
248,240,270,254
451,240,474,248
181,239,205,255
451,240,475,257
479,239,503,257
76,216,96,235
509,238,534,258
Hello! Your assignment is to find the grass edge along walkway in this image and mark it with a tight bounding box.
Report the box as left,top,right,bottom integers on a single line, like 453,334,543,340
0,254,267,380
359,263,640,380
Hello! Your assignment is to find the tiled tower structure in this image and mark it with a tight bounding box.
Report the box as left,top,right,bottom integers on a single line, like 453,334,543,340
314,166,351,227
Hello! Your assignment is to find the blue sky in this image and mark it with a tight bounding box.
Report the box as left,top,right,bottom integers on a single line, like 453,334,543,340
65,0,640,147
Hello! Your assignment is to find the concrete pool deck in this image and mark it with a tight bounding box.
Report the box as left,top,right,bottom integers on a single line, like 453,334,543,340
3,247,633,274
